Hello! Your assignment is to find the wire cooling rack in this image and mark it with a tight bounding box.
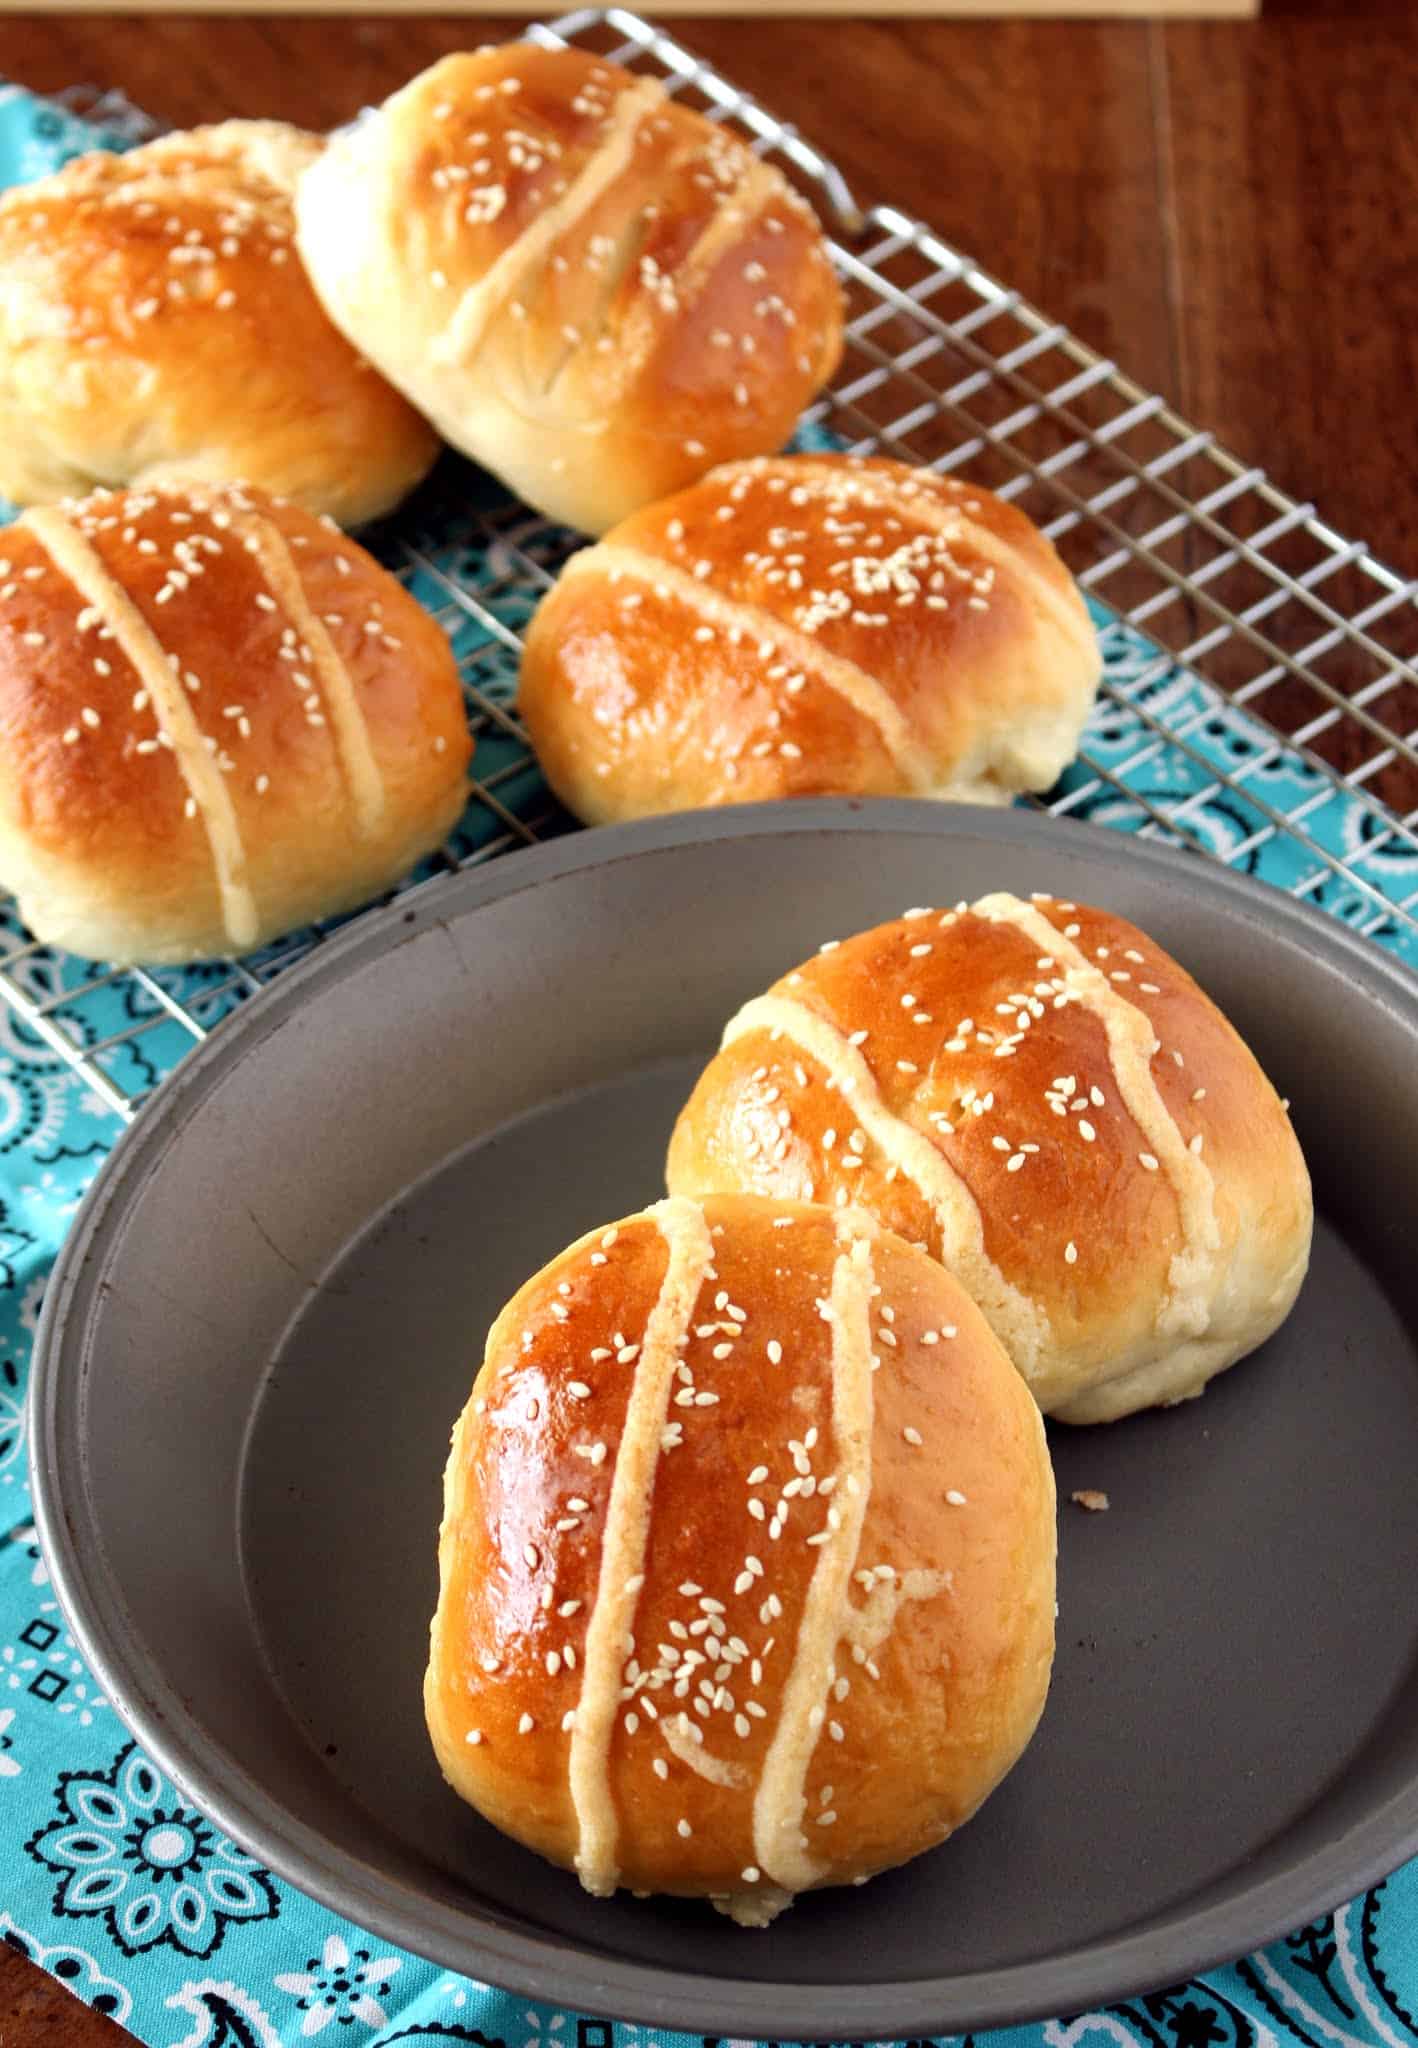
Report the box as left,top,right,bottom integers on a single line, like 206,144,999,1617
3,4,1417,1122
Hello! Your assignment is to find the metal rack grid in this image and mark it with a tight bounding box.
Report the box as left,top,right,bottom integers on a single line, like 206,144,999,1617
2,5,1416,1123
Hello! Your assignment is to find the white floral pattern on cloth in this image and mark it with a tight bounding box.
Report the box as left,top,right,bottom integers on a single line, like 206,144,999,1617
275,1936,403,2036
0,69,1417,2048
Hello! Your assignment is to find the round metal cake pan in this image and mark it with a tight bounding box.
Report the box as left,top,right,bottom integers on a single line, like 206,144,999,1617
28,800,1418,2036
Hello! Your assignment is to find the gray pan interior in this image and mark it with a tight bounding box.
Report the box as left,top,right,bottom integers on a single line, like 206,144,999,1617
28,801,1418,2037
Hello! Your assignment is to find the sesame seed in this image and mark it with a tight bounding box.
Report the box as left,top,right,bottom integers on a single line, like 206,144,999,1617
1139,1153,1159,1171
903,1426,923,1446
677,1818,692,1839
465,1730,483,1745
1065,1241,1078,1264
946,1489,968,1506
518,1714,534,1735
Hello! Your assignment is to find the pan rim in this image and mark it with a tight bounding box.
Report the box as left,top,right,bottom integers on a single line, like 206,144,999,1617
28,798,1418,2036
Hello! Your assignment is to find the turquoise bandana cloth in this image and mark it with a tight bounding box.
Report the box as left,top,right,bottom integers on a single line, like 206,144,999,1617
1,75,1417,2048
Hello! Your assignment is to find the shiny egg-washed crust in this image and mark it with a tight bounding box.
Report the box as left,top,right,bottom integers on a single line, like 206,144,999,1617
0,481,471,965
0,122,439,526
517,454,1101,821
294,45,844,535
426,1193,1055,1924
666,896,1313,1423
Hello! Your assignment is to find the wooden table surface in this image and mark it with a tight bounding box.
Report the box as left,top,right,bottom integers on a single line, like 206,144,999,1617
0,4,1414,2042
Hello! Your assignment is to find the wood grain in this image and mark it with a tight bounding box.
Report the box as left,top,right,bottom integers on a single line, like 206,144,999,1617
0,1938,129,2047
0,8,1413,2041
1164,4,1418,579
0,1,1263,13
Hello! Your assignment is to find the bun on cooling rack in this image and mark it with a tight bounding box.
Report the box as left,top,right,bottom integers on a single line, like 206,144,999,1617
294,44,844,535
0,122,439,526
516,454,1101,820
426,1192,1055,1925
0,481,471,965
666,895,1312,1423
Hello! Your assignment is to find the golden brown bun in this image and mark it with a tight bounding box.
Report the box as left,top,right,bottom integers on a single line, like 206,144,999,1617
517,454,1101,821
294,46,844,535
0,122,439,526
666,895,1313,1423
426,1192,1055,1925
0,481,472,965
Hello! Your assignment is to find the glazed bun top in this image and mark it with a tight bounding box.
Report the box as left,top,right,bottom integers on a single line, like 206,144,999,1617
426,1192,1056,1923
667,892,1312,1422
